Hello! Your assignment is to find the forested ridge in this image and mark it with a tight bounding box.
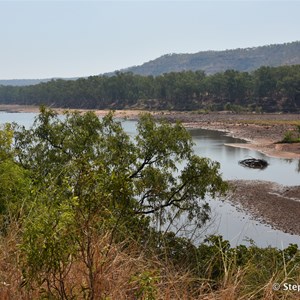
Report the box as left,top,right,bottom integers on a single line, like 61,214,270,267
1,64,300,112
123,41,300,76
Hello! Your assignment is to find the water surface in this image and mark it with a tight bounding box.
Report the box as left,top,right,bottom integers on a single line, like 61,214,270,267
189,128,300,186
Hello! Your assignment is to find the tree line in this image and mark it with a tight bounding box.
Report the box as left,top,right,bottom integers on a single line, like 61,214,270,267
1,65,300,112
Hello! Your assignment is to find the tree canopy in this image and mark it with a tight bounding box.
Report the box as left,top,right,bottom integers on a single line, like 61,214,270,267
1,65,300,112
0,108,227,298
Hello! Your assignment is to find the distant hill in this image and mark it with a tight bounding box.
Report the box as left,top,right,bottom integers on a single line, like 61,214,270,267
2,41,300,86
121,41,300,76
0,77,79,87
0,79,52,86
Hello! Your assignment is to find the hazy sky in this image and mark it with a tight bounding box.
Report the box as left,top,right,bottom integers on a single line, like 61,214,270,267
0,1,299,79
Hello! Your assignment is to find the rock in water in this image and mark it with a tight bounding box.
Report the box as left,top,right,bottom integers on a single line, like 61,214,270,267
238,158,269,169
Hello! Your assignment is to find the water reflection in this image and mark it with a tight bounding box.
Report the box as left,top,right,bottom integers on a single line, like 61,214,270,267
0,111,37,129
283,158,300,173
189,128,300,186
206,198,300,248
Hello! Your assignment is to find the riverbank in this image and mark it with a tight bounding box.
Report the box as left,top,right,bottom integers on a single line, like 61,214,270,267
1,104,300,159
1,105,300,239
0,104,159,119
228,180,300,236
169,112,300,159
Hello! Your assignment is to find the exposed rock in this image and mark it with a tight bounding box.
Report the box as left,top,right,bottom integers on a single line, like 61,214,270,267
239,158,269,169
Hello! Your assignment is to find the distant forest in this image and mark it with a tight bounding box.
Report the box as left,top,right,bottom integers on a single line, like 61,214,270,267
1,65,300,112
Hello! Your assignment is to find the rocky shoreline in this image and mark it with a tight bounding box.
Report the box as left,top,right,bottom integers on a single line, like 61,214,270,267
161,112,300,159
227,180,300,236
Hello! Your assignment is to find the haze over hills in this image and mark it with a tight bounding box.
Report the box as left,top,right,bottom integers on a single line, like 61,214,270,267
0,79,54,87
122,41,300,76
0,77,80,87
1,41,300,86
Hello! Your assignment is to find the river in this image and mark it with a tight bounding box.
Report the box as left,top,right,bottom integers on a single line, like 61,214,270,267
1,111,300,248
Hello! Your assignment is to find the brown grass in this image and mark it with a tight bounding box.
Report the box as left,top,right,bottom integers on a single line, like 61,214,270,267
1,224,300,299
0,227,200,299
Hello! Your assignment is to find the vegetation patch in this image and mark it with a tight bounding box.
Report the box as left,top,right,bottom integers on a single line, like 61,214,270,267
280,125,300,143
0,107,300,299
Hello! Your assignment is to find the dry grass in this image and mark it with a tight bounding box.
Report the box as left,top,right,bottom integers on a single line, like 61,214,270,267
235,119,300,126
1,225,300,299
0,222,38,300
0,227,199,299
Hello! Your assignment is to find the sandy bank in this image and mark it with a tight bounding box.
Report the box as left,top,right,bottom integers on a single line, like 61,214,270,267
180,119,300,159
1,105,300,159
0,104,154,119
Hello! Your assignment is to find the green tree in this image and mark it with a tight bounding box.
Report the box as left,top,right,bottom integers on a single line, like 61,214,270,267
14,107,227,298
0,124,30,227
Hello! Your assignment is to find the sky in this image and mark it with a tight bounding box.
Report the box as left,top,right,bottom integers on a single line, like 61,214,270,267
0,0,299,79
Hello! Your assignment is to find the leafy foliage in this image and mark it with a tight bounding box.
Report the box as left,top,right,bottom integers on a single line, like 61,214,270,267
0,124,30,226
0,108,228,297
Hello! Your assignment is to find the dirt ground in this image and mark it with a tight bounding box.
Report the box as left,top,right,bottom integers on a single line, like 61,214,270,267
227,180,300,236
0,104,160,119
